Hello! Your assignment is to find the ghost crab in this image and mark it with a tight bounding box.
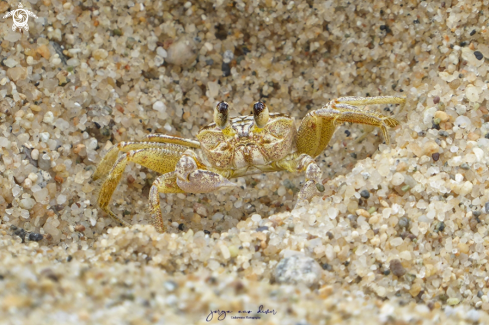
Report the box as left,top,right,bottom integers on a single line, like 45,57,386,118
93,96,405,233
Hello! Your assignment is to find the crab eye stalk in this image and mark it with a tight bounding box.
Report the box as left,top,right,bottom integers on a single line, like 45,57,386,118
253,102,269,128
214,101,229,129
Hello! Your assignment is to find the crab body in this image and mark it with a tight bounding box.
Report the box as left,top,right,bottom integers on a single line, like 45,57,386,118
94,96,405,232
198,113,295,178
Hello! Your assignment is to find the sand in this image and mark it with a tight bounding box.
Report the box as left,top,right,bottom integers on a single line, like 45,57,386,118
1,0,489,323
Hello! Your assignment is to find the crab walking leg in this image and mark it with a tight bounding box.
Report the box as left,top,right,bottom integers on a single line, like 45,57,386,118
334,96,406,107
149,172,184,233
334,96,405,145
97,147,184,226
175,150,239,193
297,99,401,158
93,141,187,180
145,134,200,148
93,145,120,181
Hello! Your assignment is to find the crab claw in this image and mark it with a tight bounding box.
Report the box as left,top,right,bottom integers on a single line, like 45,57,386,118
176,150,238,193
177,169,238,193
295,180,325,209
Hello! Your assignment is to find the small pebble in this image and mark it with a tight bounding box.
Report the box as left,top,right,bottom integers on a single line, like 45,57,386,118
389,259,406,277
434,111,449,122
447,298,460,306
43,112,55,124
92,49,108,60
208,81,219,98
154,55,164,66
223,50,234,63
390,237,403,246
399,217,410,228
274,254,322,287
449,79,461,90
228,245,239,258
465,86,480,103
74,224,85,232
321,263,332,271
13,228,27,242
432,153,440,161
156,47,167,58
31,149,39,160
435,222,445,232
7,67,27,81
360,190,370,199
222,62,231,77
474,51,484,60
153,101,166,113
423,141,439,156
356,209,371,218
126,37,136,49
458,242,469,254
165,39,197,67
163,280,178,292
455,115,472,128
438,130,449,137
4,58,18,68
28,233,43,242
38,155,51,171
19,198,36,210
391,172,405,186
39,132,50,142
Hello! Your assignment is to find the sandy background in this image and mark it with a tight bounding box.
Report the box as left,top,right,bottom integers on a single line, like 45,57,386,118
1,0,489,323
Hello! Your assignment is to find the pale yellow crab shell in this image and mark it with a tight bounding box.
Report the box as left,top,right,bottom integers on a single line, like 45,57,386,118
197,113,296,178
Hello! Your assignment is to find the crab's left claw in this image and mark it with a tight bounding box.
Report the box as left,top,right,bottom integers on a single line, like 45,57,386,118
176,150,238,193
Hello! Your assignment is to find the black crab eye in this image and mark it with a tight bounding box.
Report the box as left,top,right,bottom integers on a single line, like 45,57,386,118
252,101,269,128
253,102,265,114
217,101,229,114
214,101,229,129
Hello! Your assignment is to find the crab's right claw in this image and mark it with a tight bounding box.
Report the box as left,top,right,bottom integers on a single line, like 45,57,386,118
175,151,238,193
293,154,325,208
295,180,324,208
178,169,238,193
